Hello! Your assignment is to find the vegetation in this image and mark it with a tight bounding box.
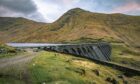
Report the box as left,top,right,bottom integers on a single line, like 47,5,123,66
0,44,18,58
0,8,140,83
0,51,139,84
0,8,140,47
111,44,140,69
0,78,25,84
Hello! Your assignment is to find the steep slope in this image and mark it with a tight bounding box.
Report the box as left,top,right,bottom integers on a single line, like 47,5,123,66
48,8,140,47
0,8,140,47
0,51,139,84
0,17,46,43
0,8,140,70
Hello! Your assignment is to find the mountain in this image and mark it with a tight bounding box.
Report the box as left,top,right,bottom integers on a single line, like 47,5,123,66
0,8,140,47
0,17,46,43
0,8,140,69
50,8,140,47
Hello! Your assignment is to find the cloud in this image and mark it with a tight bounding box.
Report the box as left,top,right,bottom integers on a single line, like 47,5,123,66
33,0,78,22
32,0,140,22
0,0,140,22
0,0,37,14
0,0,46,22
33,0,95,22
112,1,140,15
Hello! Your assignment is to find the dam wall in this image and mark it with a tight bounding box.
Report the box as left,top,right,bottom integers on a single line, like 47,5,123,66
7,42,111,61
43,42,111,61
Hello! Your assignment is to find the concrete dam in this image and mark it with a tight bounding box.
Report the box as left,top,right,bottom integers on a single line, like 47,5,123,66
7,43,140,75
7,42,111,61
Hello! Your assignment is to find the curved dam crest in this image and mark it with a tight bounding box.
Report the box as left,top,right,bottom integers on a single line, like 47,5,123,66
7,42,111,61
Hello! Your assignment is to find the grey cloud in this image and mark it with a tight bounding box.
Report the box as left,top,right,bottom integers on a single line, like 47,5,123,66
0,0,46,22
27,12,47,22
0,0,37,14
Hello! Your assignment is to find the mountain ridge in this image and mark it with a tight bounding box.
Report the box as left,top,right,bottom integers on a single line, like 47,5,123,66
0,8,140,47
0,8,140,69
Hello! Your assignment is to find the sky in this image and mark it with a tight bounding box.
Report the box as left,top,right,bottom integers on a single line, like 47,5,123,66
0,0,140,23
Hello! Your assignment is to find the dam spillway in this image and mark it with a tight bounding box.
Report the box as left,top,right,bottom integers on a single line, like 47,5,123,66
7,42,111,61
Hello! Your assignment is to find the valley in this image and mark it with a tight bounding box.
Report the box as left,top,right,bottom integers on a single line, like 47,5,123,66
0,8,140,84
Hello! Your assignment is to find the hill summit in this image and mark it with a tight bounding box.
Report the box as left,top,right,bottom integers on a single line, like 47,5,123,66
0,8,140,47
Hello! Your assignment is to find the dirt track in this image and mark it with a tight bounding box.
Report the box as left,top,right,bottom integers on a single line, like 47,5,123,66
0,49,37,68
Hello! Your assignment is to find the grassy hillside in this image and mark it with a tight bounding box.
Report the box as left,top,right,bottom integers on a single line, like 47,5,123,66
0,17,46,43
0,44,18,58
51,8,140,47
111,43,140,69
0,8,140,46
0,51,139,84
0,8,140,69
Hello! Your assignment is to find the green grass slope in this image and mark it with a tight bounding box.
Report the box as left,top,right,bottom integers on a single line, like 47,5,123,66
111,43,140,69
0,51,139,84
0,44,18,58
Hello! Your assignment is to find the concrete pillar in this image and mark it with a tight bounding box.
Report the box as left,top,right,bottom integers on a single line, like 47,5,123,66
86,46,98,60
98,44,109,61
78,46,88,58
93,46,106,61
